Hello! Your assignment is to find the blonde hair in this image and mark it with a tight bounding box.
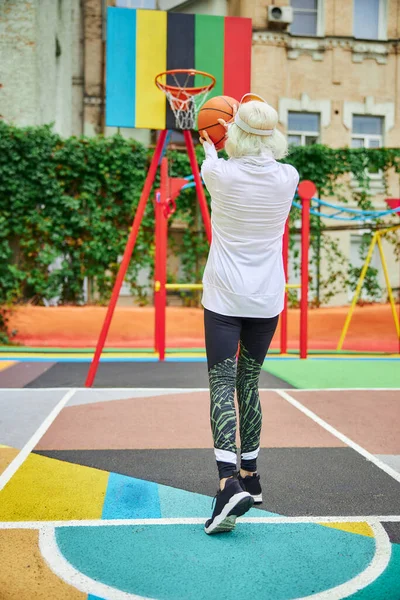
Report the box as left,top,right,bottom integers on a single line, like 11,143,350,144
225,100,288,160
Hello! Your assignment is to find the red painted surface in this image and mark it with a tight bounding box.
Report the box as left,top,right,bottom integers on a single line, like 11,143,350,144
85,130,169,386
9,305,399,351
223,17,252,101
291,390,400,454
35,391,345,451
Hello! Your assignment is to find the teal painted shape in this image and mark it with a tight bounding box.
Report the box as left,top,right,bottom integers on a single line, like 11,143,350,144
102,473,161,519
101,471,276,520
87,596,105,600
158,483,210,518
348,542,400,599
56,523,376,599
158,482,277,518
106,8,136,127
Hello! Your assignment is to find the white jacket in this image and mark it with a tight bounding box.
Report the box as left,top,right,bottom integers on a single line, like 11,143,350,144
201,142,299,318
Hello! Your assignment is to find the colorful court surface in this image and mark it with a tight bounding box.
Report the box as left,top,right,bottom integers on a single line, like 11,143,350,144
0,357,400,599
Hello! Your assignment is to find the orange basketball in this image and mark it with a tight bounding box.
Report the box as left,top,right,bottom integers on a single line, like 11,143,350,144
198,95,238,150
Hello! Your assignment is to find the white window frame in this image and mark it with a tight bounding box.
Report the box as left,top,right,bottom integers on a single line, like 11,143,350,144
116,0,156,7
351,115,384,183
353,0,388,41
290,0,325,38
288,112,320,146
279,94,331,138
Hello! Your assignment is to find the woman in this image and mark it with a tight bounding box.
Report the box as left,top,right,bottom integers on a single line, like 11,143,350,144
200,94,299,535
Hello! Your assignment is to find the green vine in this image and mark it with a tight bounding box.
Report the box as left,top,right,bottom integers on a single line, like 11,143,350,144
1,122,399,338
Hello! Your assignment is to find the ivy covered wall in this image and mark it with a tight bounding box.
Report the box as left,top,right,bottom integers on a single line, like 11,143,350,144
1,121,399,315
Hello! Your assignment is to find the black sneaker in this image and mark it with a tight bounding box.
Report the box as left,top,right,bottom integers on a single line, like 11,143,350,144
204,476,254,535
238,473,263,504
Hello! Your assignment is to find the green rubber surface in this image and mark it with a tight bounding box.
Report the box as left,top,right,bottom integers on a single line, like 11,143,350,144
262,359,400,389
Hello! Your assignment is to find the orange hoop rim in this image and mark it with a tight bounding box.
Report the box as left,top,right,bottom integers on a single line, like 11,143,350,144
155,69,216,97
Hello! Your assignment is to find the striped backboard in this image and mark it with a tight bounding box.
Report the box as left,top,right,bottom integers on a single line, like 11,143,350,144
106,8,252,130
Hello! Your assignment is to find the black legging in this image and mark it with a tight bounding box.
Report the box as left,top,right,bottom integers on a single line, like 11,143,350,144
204,308,279,479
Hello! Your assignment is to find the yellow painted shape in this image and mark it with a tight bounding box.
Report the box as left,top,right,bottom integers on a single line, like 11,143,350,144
0,446,19,475
135,9,167,129
0,528,86,599
321,522,374,538
0,360,15,371
0,452,109,521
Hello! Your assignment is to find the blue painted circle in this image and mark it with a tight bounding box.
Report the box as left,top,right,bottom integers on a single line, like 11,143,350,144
56,523,376,599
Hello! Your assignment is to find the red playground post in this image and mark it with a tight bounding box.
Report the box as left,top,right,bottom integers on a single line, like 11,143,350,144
298,180,316,359
280,218,290,354
183,130,212,244
153,160,169,361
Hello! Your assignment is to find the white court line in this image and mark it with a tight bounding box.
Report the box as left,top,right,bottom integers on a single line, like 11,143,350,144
1,515,400,529
277,389,400,484
0,388,76,491
0,387,399,392
0,387,211,393
293,521,391,600
287,388,400,392
39,525,150,600
37,520,391,600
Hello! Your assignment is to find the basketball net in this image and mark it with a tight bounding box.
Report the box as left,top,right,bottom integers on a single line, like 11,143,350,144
155,70,216,130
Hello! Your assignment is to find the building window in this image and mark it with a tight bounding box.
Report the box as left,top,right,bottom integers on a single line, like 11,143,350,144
291,0,323,37
116,0,156,8
351,115,383,148
353,0,387,40
352,115,383,178
288,112,320,146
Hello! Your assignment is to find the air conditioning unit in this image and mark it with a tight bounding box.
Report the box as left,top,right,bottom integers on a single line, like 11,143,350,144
268,6,293,26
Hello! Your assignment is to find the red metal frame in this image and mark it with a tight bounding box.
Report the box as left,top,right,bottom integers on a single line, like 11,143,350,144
86,137,315,383
154,159,169,361
85,130,168,387
85,130,210,386
184,130,212,244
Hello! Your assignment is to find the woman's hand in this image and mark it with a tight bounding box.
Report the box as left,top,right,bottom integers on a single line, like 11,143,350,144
200,130,213,145
217,103,238,132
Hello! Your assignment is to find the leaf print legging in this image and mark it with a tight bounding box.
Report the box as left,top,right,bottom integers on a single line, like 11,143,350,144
204,308,279,479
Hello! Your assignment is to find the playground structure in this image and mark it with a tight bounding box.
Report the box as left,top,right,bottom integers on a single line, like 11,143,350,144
85,142,399,387
338,223,400,350
290,195,400,352
85,128,314,387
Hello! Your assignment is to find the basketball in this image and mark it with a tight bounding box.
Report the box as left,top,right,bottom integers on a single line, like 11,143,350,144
198,95,238,150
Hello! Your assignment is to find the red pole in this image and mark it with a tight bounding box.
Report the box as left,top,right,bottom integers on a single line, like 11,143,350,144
280,218,289,354
154,191,161,355
183,130,212,244
298,181,315,360
154,158,168,361
85,130,168,387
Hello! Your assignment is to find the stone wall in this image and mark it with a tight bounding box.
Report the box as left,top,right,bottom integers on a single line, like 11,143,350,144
0,0,82,137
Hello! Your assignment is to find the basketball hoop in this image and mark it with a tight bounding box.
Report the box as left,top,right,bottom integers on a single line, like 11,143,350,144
155,69,216,130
